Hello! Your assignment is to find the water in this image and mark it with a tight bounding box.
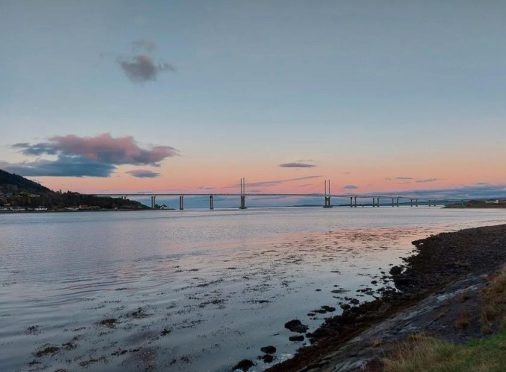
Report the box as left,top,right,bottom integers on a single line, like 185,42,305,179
1,207,505,371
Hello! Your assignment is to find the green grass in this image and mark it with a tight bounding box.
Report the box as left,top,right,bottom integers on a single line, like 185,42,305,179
383,331,506,372
384,264,506,372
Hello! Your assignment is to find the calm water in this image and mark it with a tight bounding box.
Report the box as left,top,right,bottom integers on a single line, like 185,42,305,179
1,207,505,371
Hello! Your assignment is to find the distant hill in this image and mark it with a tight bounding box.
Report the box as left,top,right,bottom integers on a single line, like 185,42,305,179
0,169,148,211
0,169,50,193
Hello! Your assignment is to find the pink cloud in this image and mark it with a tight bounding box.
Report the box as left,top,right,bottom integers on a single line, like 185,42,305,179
15,133,178,166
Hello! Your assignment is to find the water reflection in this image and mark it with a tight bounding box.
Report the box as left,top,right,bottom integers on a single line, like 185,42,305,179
0,207,505,371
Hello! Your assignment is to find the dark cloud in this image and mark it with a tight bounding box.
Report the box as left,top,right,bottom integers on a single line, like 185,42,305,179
3,156,115,177
279,162,316,168
118,55,175,82
114,40,175,83
12,142,58,156
13,133,178,166
343,184,358,190
126,169,160,178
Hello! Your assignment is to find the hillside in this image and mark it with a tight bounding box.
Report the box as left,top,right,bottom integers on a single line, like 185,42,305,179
0,169,148,211
0,169,50,193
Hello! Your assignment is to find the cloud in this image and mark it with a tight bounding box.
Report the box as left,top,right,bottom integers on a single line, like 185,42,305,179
13,133,178,165
126,169,160,178
279,162,316,168
343,184,358,190
115,41,175,83
395,176,413,180
8,133,178,177
416,178,439,183
2,156,115,177
227,175,322,188
372,184,506,199
118,55,175,82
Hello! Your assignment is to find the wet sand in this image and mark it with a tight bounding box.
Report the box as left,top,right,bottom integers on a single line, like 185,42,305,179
267,224,506,372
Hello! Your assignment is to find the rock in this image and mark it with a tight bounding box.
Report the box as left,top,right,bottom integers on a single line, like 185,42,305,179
232,359,254,371
35,345,60,357
260,345,276,354
340,303,351,310
331,288,349,294
261,354,274,363
161,328,171,336
321,305,336,312
289,335,305,342
390,265,403,276
99,318,118,328
349,298,360,305
284,319,308,333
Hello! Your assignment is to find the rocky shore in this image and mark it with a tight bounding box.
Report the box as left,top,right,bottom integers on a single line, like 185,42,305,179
266,224,506,372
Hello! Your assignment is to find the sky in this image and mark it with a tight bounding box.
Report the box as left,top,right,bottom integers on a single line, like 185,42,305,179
1,0,506,198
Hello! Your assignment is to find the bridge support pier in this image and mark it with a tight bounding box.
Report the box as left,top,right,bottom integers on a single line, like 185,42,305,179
179,195,184,210
391,197,394,207
396,197,400,207
350,196,353,208
377,197,380,207
209,195,214,210
323,180,332,208
239,178,247,209
151,195,156,209
415,199,418,207
410,199,413,207
324,196,332,208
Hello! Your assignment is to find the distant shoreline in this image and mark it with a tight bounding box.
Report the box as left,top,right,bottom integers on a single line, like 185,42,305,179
0,208,155,214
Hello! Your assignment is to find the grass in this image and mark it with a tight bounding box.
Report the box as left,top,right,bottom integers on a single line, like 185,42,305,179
481,265,506,334
383,264,506,372
383,331,506,372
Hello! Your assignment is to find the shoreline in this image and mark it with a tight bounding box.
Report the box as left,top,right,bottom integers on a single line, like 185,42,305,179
0,208,152,214
267,224,506,371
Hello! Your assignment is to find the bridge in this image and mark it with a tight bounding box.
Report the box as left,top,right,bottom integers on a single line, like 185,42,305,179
91,178,473,210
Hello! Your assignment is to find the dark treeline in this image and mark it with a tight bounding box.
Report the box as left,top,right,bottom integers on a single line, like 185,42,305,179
0,169,147,210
